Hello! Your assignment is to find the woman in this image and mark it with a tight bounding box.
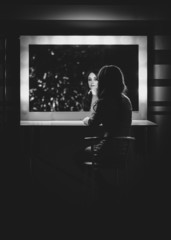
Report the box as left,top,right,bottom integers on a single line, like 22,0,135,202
82,65,132,159
82,70,98,112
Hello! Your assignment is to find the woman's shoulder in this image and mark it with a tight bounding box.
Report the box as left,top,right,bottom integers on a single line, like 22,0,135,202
83,91,92,100
122,93,131,101
121,93,132,108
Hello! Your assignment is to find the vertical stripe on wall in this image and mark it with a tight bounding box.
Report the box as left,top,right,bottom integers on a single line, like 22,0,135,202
149,35,171,154
0,38,5,129
149,35,171,116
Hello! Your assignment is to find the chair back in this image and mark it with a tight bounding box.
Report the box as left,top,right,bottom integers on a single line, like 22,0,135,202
93,136,135,168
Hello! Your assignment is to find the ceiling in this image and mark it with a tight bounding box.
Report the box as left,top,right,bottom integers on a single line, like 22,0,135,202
0,0,166,5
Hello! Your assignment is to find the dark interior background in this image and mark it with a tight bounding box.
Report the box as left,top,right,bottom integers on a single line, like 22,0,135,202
1,2,171,231
29,44,138,112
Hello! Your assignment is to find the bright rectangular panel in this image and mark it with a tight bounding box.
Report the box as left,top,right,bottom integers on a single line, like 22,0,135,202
149,86,171,101
20,35,147,125
153,64,171,79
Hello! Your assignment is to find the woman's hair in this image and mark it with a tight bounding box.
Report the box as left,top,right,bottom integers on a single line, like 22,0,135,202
85,68,98,78
82,69,98,111
84,69,98,87
97,65,127,99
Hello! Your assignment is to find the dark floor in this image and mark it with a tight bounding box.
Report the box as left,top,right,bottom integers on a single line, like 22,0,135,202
2,127,169,234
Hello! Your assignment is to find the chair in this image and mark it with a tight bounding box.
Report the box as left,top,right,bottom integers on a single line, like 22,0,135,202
82,136,135,206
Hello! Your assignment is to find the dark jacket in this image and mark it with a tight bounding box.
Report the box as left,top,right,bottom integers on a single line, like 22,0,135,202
88,93,132,137
82,91,93,111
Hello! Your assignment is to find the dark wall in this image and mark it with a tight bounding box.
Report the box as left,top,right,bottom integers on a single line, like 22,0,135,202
1,4,171,223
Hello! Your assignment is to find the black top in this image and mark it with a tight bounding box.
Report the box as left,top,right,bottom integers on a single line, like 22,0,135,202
88,93,132,137
82,91,92,111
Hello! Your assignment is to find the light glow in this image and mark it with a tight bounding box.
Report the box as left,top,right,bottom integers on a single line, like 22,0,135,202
20,35,147,124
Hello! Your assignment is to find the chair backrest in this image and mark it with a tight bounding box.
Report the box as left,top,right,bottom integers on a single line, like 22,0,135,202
93,136,135,168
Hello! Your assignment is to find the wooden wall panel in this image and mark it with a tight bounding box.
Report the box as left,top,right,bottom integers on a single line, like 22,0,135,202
153,64,171,79
154,36,171,50
149,35,171,155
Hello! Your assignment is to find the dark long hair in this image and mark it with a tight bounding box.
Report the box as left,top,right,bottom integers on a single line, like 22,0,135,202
84,69,98,91
82,69,98,111
97,65,127,99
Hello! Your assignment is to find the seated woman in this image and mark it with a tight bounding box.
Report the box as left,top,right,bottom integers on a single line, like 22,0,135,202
82,70,98,112
82,65,132,160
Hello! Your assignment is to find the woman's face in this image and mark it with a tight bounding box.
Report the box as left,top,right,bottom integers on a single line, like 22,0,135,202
88,72,98,91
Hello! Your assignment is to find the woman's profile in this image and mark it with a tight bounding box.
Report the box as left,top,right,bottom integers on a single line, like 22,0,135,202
82,64,132,159
82,70,98,112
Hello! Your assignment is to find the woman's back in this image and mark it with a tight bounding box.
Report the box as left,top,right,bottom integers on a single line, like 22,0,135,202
83,65,133,136
82,65,133,160
102,93,132,137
